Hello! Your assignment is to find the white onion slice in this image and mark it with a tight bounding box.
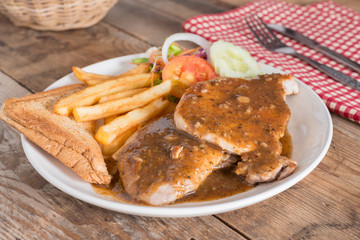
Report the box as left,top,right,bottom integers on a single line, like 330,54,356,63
145,47,159,58
161,33,211,64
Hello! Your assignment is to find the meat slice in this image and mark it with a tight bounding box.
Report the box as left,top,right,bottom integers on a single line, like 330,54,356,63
235,153,297,184
174,74,298,184
112,115,224,205
214,153,240,170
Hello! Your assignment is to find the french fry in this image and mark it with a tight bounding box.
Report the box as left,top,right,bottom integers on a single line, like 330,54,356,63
170,79,192,98
102,126,138,156
73,80,172,122
95,97,169,145
98,88,149,103
72,67,116,84
162,102,177,114
73,63,151,86
85,78,113,86
118,62,151,78
104,115,119,124
54,73,152,116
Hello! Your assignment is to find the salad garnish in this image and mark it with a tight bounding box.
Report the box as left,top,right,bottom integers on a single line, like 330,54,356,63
138,33,260,97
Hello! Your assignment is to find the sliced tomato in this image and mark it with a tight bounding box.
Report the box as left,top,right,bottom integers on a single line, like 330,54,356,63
162,56,217,98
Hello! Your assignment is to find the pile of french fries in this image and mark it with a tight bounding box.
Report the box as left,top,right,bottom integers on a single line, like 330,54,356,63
54,62,174,156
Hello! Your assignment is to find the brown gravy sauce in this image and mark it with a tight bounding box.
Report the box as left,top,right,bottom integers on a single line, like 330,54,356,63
92,130,292,205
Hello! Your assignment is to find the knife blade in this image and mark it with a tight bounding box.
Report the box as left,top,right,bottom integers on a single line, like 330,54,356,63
267,24,360,73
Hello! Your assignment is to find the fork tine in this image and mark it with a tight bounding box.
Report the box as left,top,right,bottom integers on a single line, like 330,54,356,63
246,15,272,49
245,15,267,48
252,15,275,45
246,14,285,50
253,15,279,44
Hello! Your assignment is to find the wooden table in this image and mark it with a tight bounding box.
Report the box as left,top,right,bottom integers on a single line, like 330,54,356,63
0,0,359,239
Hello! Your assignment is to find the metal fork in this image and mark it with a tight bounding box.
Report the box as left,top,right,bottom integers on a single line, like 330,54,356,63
245,15,360,91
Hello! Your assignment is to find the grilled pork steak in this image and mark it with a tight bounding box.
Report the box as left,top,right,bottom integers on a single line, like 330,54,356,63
174,74,298,184
113,115,225,206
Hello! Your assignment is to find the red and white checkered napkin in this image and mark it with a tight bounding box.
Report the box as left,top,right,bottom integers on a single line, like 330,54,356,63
183,0,360,123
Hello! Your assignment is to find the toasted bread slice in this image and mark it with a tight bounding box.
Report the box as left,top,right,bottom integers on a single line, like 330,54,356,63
0,84,111,184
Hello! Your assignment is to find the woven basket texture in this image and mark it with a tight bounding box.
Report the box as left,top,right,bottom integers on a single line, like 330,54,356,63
0,0,118,31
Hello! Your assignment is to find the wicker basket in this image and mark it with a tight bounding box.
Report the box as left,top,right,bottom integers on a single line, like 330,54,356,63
0,0,118,31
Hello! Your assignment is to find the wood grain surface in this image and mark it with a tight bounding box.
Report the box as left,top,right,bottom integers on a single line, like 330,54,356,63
0,0,359,239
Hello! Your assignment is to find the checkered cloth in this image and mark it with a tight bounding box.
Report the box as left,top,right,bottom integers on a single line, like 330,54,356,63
183,0,360,123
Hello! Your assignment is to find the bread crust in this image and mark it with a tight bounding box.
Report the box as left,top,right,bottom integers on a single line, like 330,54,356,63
0,84,111,184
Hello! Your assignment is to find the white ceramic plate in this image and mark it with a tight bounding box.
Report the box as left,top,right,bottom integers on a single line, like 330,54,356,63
21,54,333,217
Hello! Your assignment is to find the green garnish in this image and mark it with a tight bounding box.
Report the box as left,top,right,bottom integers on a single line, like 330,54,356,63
167,94,180,103
132,58,149,64
168,44,182,57
153,79,163,86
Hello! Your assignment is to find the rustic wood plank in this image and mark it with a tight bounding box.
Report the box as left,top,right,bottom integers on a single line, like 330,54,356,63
104,0,184,46
216,172,360,239
0,14,151,93
1,0,360,239
0,73,245,239
0,71,30,100
319,114,360,187
214,113,360,239
133,0,227,20
104,0,226,46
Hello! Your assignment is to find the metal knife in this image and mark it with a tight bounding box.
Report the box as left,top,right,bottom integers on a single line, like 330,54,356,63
267,23,360,73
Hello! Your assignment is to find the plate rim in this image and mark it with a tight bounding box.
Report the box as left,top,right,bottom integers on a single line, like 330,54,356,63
20,54,333,217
